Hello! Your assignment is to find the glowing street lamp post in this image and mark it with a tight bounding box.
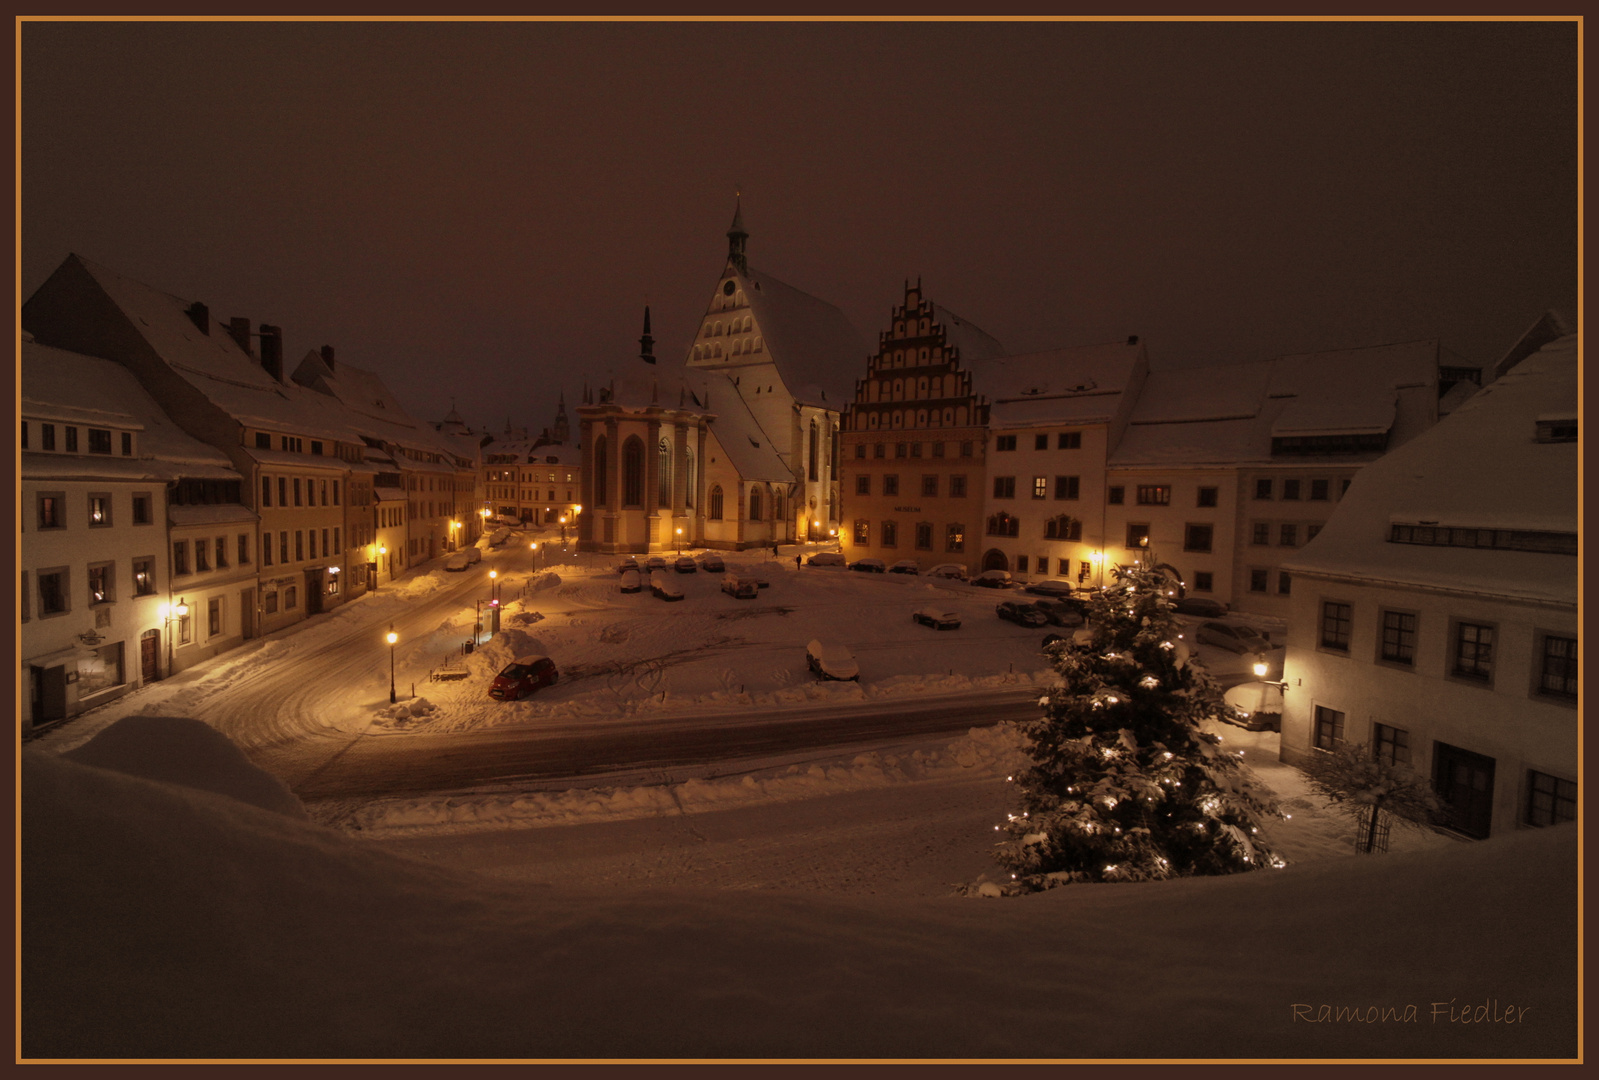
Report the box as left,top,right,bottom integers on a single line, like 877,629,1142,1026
676,526,683,554
387,626,398,704
530,541,538,571
159,598,189,678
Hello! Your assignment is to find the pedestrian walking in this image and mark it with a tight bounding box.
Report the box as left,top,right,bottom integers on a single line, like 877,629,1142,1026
795,554,802,570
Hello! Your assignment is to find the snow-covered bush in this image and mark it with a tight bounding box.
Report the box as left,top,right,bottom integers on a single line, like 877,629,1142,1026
1300,742,1440,853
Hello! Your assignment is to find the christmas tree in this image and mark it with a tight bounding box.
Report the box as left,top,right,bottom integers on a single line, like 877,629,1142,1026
994,561,1284,890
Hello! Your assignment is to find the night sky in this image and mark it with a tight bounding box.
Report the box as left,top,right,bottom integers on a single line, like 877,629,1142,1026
21,19,1578,439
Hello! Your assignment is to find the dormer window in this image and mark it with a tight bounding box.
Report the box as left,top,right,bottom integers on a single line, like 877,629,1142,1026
1536,417,1577,443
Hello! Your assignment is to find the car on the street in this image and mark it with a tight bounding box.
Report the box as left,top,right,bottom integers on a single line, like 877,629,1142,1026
849,558,887,573
444,551,471,572
617,557,640,574
997,600,1049,627
1173,596,1228,618
488,654,560,701
889,560,921,575
698,553,726,572
721,575,758,599
1043,627,1097,650
1221,681,1284,731
464,547,482,564
675,556,698,574
1195,621,1272,654
650,570,684,601
645,556,669,572
805,639,859,681
925,563,968,580
619,569,642,594
807,552,847,567
972,569,1015,589
912,607,961,630
1032,598,1086,627
489,527,512,546
1022,580,1077,598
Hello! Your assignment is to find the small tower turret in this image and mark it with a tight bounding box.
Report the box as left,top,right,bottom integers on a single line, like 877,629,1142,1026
727,196,748,277
639,305,656,365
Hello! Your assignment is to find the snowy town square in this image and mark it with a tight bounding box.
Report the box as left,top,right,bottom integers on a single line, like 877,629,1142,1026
18,18,1579,1063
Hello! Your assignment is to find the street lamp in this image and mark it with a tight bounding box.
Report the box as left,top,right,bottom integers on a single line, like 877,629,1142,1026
1090,549,1105,590
530,541,538,571
387,626,398,703
676,526,683,554
559,515,568,544
489,568,498,604
158,598,189,678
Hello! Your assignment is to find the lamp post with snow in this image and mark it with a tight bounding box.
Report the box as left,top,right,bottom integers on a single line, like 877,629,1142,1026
387,626,398,704
159,598,189,678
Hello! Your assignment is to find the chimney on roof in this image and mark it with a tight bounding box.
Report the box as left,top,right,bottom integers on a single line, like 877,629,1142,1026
186,302,210,335
228,317,252,355
1126,335,1139,346
259,324,284,382
320,345,335,372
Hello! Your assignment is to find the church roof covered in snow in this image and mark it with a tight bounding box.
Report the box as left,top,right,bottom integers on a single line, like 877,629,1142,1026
978,340,1148,429
737,265,870,409
1283,334,1577,605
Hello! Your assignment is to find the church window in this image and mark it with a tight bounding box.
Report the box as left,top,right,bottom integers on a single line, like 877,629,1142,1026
916,410,928,427
743,316,752,332
658,439,673,508
753,337,762,352
622,437,644,507
774,491,784,522
709,485,724,520
808,420,819,482
892,379,903,401
714,344,722,357
684,453,694,508
714,322,723,335
749,487,763,520
868,412,879,429
917,377,928,396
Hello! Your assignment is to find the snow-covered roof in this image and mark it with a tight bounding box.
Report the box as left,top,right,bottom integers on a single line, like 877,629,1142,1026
374,486,407,502
1265,340,1436,437
737,265,870,409
926,303,1005,364
684,372,791,483
292,350,470,463
977,340,1146,429
169,504,259,527
21,341,239,480
1284,334,1578,605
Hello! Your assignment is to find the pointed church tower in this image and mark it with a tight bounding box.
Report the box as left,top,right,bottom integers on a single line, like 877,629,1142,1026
727,198,748,277
552,391,570,444
639,305,656,364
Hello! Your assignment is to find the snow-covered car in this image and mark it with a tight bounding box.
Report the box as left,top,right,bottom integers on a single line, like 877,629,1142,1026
889,560,921,575
1196,621,1272,654
912,607,961,630
619,569,642,594
617,557,640,574
1031,598,1086,627
721,576,758,599
645,556,669,572
925,563,968,580
650,570,683,601
674,556,698,574
972,570,1015,589
849,558,887,573
698,553,726,573
488,654,559,701
807,552,847,567
444,552,471,572
489,527,512,546
1174,597,1228,618
996,601,1049,627
805,639,859,681
1043,627,1097,650
465,547,482,564
1221,681,1284,731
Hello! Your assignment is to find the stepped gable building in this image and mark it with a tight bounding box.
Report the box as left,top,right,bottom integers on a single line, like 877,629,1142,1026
838,280,1009,570
683,200,869,540
1277,334,1577,840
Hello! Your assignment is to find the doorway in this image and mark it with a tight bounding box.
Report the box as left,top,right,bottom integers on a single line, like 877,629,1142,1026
1433,742,1496,839
31,665,67,727
140,630,161,683
240,588,256,640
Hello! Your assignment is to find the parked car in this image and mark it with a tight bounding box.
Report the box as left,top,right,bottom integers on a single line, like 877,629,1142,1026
1221,681,1284,732
972,570,1015,589
807,552,847,566
997,601,1049,627
617,557,640,574
698,553,726,572
489,527,512,546
805,639,859,681
1023,580,1077,598
1173,596,1228,618
912,607,961,630
465,547,482,564
926,563,969,580
721,575,759,599
748,573,771,589
1043,627,1097,650
488,654,559,701
675,556,698,574
645,556,668,572
889,560,921,575
444,551,471,572
650,570,683,601
1032,598,1086,627
1195,621,1273,654
619,569,642,594
849,558,887,573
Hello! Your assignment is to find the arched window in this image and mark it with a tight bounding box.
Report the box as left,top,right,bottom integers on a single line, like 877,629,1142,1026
919,318,929,334
622,437,644,507
892,379,903,401
743,315,752,332
892,411,903,429
773,489,784,524
714,343,722,357
684,450,694,509
982,548,1010,572
749,486,763,520
868,412,879,429
709,485,724,520
916,409,928,427
808,419,819,481
919,347,929,362
714,321,724,336
917,376,928,396
658,439,673,508
594,436,608,506
987,512,1020,537
754,337,763,352
1045,515,1083,541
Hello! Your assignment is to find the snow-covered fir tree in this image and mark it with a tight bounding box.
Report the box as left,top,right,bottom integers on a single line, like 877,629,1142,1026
995,562,1283,890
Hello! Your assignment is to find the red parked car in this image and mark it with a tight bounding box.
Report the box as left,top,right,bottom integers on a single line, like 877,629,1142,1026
489,655,559,701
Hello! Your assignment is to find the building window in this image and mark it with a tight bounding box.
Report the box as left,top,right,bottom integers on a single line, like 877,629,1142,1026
1197,486,1218,507
987,512,1020,538
65,427,78,452
1526,771,1577,827
41,423,56,450
854,443,866,459
1183,524,1213,553
1453,622,1494,682
854,520,870,545
87,493,111,527
894,442,907,459
856,475,871,496
960,441,973,458
946,524,965,553
194,540,210,573
121,431,133,454
208,597,223,638
910,442,922,458
915,522,933,550
748,487,763,521
87,428,112,454
132,557,156,596
280,532,289,564
38,568,68,616
1307,523,1322,542
995,435,1017,451
1254,478,1272,500
1107,486,1124,505
1054,476,1079,500
1057,432,1081,450
1282,479,1301,500
87,562,113,605
1193,571,1213,592
19,420,26,449
37,492,64,530
881,521,898,548
1378,610,1416,666
622,437,644,507
1125,523,1149,549
295,530,304,562
77,642,125,697
1320,601,1352,651
874,443,886,459
709,485,724,520
922,475,938,498
1136,485,1170,506
593,436,608,505
293,478,303,506
1310,479,1329,501
991,476,1015,499
263,590,279,614
173,541,189,575
1372,723,1411,766
1044,515,1081,541
1278,524,1297,547
1537,634,1577,700
949,475,967,498
278,476,288,506
1016,554,1029,573
883,474,900,497
263,532,274,567
932,441,946,458
285,585,298,610
1277,571,1291,595
658,440,673,508
215,537,228,568
1032,476,1047,499
1032,434,1047,451
1058,559,1072,576
238,534,251,565
1313,705,1345,750
1251,523,1269,545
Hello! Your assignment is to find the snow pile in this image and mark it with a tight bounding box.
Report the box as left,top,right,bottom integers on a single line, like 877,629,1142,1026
21,741,1577,1060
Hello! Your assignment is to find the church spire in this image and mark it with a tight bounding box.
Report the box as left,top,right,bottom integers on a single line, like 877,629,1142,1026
727,192,748,277
639,305,656,364
552,391,570,444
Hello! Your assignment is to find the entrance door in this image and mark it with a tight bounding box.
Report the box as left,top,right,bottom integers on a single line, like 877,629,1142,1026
140,630,161,683
31,665,67,727
982,549,1010,572
304,569,325,615
1433,742,1496,839
240,588,256,640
